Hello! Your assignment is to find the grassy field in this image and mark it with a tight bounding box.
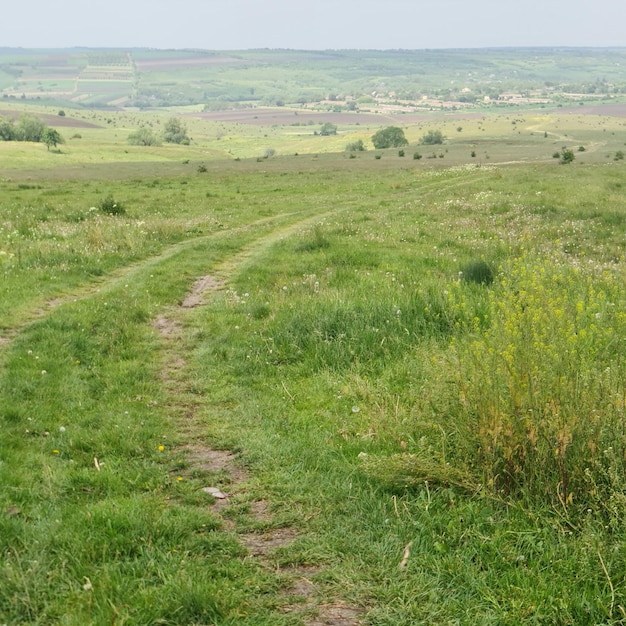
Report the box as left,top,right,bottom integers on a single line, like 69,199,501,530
2,103,626,624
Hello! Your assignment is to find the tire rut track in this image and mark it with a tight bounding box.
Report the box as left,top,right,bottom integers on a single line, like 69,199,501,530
0,211,304,352
154,210,365,625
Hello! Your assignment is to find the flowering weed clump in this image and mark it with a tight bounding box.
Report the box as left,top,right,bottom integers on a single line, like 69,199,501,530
98,194,126,216
452,251,626,518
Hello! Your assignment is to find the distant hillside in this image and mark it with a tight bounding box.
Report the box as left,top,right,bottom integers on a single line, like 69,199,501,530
1,47,626,111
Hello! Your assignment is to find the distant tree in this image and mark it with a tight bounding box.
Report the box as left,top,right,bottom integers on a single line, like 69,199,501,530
318,122,338,136
128,127,161,146
58,110,66,117
42,128,64,151
16,114,46,142
371,126,408,149
346,139,365,152
420,129,445,145
0,116,15,141
163,117,190,144
615,150,625,161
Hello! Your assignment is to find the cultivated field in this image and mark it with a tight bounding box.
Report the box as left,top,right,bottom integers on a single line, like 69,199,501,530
2,53,626,623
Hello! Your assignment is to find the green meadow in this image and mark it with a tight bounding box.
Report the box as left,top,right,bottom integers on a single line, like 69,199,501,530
2,91,626,624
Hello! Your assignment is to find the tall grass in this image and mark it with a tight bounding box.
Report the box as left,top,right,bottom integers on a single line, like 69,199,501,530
449,251,626,521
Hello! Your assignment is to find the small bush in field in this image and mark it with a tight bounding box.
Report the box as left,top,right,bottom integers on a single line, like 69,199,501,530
99,194,125,215
460,260,494,286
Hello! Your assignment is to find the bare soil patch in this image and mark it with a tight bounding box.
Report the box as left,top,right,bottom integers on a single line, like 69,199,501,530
153,314,183,338
133,56,243,71
241,528,299,557
181,275,224,308
189,108,388,127
184,445,249,482
308,604,363,626
0,110,101,128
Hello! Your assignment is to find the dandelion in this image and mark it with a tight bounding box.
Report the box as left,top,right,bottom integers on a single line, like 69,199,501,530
177,477,183,482
158,445,165,452
59,426,66,433
352,406,360,413
52,449,59,455
41,370,47,375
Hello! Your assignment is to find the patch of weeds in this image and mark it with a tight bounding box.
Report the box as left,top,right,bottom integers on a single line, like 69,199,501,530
459,260,494,285
295,226,331,253
250,304,271,320
98,194,126,216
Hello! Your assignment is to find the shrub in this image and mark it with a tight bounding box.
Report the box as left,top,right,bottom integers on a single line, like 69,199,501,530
318,123,338,136
128,127,160,146
413,152,422,160
98,194,125,215
371,126,408,149
420,129,445,145
460,260,494,285
450,252,626,518
163,117,190,144
398,149,405,157
346,139,365,152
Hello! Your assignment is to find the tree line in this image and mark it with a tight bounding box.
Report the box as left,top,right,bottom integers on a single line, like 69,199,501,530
0,114,64,150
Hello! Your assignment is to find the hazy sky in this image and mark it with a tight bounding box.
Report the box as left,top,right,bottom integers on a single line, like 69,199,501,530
4,0,626,50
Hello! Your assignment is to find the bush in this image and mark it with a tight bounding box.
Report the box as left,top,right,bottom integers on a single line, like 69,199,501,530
163,117,190,144
346,139,365,152
128,127,160,146
460,260,494,285
413,152,422,160
559,147,575,164
318,123,338,136
420,129,445,145
450,252,626,518
98,194,125,215
371,126,408,149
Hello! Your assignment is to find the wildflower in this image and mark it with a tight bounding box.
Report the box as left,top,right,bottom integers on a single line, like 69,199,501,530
59,426,66,433
158,445,165,452
52,449,59,454
352,406,360,413
41,370,47,375
177,477,183,481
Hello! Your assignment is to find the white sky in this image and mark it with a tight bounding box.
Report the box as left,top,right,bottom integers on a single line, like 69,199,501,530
4,0,626,50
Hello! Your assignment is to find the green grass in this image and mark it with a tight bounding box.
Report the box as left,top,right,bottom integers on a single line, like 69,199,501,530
3,117,626,623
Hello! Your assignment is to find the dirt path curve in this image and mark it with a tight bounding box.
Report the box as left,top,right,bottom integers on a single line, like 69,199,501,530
0,211,303,352
153,211,365,625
